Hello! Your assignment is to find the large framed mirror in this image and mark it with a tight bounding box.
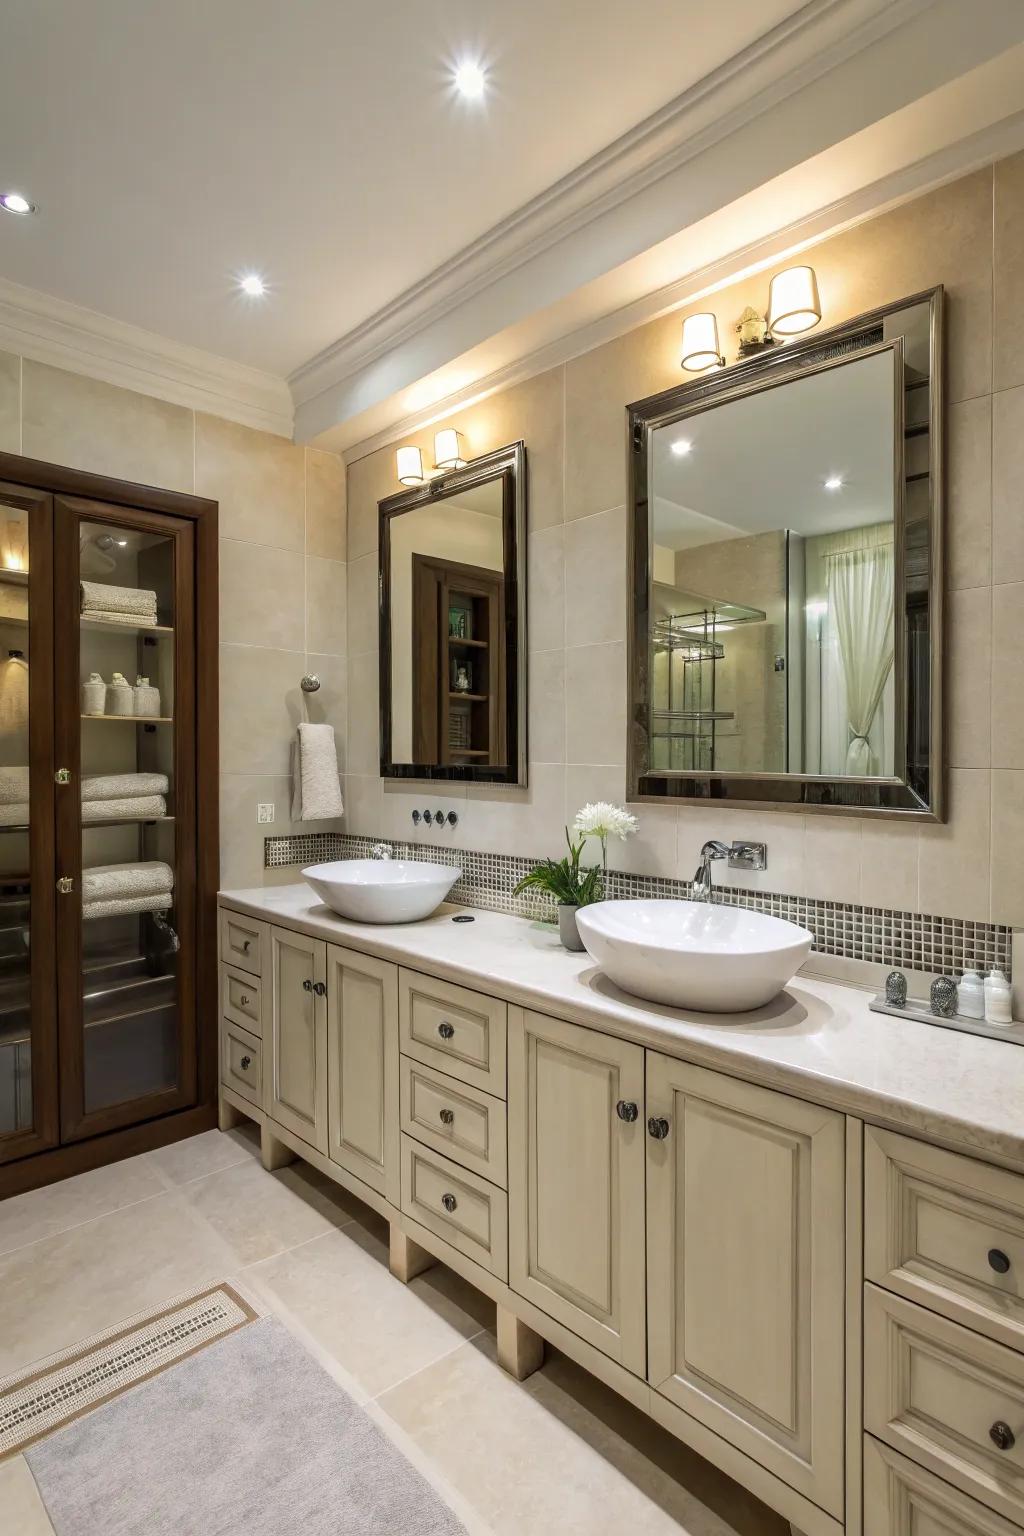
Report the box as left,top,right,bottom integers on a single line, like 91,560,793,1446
379,441,527,784
628,288,943,818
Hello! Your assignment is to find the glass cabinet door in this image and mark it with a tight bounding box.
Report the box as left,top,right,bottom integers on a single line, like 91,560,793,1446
0,483,57,1164
54,496,196,1141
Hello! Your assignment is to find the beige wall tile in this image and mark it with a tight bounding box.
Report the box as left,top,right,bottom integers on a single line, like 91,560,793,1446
347,552,378,656
564,507,627,646
342,773,383,837
345,450,391,559
347,651,380,777
726,810,805,898
220,644,305,777
219,538,304,651
465,763,565,857
565,643,626,766
991,770,1024,925
306,556,346,655
527,524,564,652
946,396,992,591
947,586,991,769
804,816,861,904
196,413,303,550
305,448,346,562
992,386,1024,586
859,818,920,911
528,649,565,764
0,351,19,453
22,361,194,491
220,773,292,888
994,151,1024,394
458,367,564,531
564,323,670,521
567,763,680,879
992,582,1024,769
919,768,991,920
379,779,467,845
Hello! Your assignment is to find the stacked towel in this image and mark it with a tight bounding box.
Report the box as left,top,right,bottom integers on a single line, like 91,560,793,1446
80,580,158,627
82,795,167,822
82,892,173,921
81,773,168,802
291,722,344,822
82,861,173,921
0,765,29,827
0,802,28,826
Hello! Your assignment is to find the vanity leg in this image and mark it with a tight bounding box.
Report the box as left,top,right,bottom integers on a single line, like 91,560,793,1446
497,1306,544,1381
789,1527,809,1536
218,1095,246,1133
260,1125,296,1172
389,1226,437,1284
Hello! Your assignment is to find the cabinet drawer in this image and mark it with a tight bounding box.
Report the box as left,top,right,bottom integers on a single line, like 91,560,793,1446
865,1127,1024,1352
219,909,267,977
221,1021,262,1108
400,1135,508,1280
220,964,262,1036
400,1056,507,1186
864,1285,1024,1525
864,1435,1022,1536
399,968,506,1097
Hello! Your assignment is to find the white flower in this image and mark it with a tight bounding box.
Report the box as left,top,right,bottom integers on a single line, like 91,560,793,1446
573,802,638,842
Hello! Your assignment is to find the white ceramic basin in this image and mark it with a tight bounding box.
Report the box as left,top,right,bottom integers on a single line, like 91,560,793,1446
302,860,460,924
575,899,812,1012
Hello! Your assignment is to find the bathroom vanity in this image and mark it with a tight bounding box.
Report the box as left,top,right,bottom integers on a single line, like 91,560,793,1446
218,887,1024,1536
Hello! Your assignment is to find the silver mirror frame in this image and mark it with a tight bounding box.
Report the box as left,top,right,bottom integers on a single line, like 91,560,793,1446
627,287,944,820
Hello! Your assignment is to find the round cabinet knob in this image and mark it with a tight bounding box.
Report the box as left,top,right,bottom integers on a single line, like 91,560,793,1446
990,1421,1016,1452
313,981,326,996
439,1108,455,1126
302,978,313,992
437,1021,455,1040
240,1055,252,1071
988,1248,1012,1275
616,1100,639,1123
441,1193,457,1214
647,1116,671,1140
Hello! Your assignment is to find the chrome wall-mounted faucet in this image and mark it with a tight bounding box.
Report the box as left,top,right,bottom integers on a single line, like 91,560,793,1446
370,842,393,860
691,840,767,902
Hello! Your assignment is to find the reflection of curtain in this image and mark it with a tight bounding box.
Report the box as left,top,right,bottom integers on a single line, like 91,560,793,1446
825,538,894,774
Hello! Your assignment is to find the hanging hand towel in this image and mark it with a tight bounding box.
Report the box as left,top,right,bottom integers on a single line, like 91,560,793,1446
82,862,174,903
82,795,167,822
80,580,157,619
291,723,344,822
81,772,169,802
82,892,173,920
0,766,30,804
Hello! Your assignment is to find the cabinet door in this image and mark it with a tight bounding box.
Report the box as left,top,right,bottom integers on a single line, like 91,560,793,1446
326,943,398,1203
508,1008,646,1374
269,926,326,1151
646,1053,845,1518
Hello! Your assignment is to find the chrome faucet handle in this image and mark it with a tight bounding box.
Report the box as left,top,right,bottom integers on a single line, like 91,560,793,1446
699,840,733,860
728,840,767,872
370,842,393,861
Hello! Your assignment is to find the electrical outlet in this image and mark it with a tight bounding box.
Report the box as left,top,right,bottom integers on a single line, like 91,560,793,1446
257,802,275,824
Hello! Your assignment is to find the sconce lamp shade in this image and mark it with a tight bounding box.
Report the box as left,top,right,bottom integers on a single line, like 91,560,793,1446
396,445,426,486
680,312,723,372
767,265,821,337
433,428,467,470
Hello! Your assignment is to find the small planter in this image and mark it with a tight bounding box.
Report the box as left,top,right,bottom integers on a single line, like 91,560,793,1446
558,903,586,952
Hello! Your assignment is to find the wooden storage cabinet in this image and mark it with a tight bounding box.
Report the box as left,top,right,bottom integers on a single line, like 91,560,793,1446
399,967,506,1095
863,1435,1022,1536
645,1051,846,1519
400,1055,507,1186
401,1133,509,1279
221,1019,261,1108
268,926,327,1151
326,944,399,1204
220,964,262,1036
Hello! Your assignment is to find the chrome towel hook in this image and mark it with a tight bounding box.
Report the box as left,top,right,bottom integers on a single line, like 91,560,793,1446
300,675,321,694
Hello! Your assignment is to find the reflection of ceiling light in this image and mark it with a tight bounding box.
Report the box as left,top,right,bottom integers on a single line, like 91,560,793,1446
806,599,828,620
824,475,844,491
116,539,128,547
238,273,266,298
453,60,486,98
0,192,34,215
670,439,693,457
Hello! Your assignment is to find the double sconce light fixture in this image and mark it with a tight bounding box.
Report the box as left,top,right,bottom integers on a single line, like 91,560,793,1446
396,428,467,487
680,264,822,373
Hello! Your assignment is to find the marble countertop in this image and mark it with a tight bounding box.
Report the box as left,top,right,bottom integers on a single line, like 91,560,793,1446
220,884,1024,1172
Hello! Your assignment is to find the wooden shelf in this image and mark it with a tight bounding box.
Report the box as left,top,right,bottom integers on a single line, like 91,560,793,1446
449,692,487,702
449,748,489,758
81,618,173,636
447,635,488,648
82,816,175,829
81,714,172,724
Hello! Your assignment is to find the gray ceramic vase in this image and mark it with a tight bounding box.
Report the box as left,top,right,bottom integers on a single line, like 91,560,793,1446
558,903,585,952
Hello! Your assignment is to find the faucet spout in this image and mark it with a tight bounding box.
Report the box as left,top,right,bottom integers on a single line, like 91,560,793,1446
691,840,733,904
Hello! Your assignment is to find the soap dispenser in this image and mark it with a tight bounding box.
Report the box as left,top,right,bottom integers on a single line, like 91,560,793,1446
984,969,1013,1026
958,969,985,1020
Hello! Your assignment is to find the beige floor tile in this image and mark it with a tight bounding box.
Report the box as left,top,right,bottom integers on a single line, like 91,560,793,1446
379,1337,777,1535
144,1124,261,1187
250,1222,491,1400
0,1192,231,1375
177,1156,361,1268
0,1457,56,1536
0,1153,167,1259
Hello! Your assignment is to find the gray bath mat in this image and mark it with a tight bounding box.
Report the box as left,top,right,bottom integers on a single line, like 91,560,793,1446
27,1314,465,1535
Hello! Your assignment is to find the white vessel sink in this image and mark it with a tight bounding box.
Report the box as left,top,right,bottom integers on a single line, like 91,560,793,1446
575,899,812,1012
302,860,460,924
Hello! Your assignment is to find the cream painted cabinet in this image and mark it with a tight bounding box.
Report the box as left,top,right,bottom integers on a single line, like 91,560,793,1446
645,1052,846,1520
507,1008,646,1375
326,944,399,1205
268,926,327,1152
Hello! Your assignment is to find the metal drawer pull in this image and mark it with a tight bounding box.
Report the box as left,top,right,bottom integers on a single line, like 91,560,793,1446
990,1421,1016,1452
313,981,326,996
647,1116,670,1140
437,1021,455,1040
240,994,252,1007
439,1108,455,1126
441,1192,457,1213
988,1248,1012,1275
240,1055,252,1071
241,938,251,952
302,978,313,992
616,1100,638,1122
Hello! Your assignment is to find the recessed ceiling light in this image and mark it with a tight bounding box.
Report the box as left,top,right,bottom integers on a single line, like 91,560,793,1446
671,439,693,457
824,475,844,491
0,192,35,215
238,273,267,298
453,60,487,99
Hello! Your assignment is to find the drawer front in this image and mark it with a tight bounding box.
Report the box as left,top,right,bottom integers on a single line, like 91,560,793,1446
221,964,262,1036
865,1127,1024,1352
400,1135,508,1280
864,1284,1024,1525
864,1435,1022,1536
400,1056,507,1186
221,1021,262,1107
219,909,267,977
399,968,506,1097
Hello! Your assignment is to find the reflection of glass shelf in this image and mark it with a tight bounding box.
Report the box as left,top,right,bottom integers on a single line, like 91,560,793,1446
448,635,487,648
82,816,175,829
81,714,172,724
449,692,486,702
450,749,489,757
653,709,734,723
81,618,173,636
0,569,28,587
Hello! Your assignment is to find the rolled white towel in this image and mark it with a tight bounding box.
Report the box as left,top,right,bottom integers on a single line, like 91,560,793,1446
0,766,30,804
0,801,28,826
80,580,157,618
82,861,174,903
81,773,169,802
291,722,344,822
82,795,167,822
82,892,173,920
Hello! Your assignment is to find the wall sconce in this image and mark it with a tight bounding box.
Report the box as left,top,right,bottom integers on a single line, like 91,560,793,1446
396,445,426,486
432,428,466,470
766,265,821,338
680,313,724,373
395,428,469,485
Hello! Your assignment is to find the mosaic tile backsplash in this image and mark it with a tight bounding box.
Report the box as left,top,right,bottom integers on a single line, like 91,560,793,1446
265,832,1013,980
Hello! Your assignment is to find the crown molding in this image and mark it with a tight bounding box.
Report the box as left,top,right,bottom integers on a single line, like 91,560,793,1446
341,106,1024,464
291,0,931,412
0,275,294,438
